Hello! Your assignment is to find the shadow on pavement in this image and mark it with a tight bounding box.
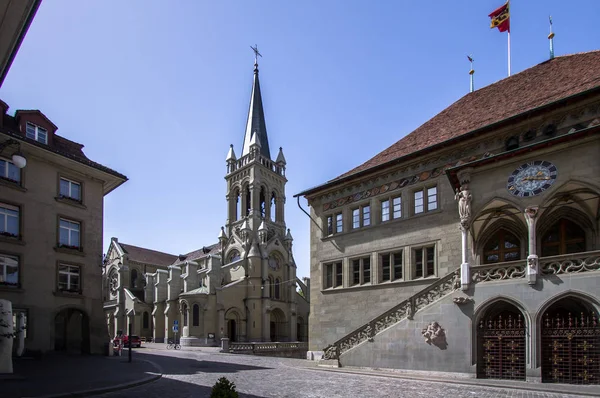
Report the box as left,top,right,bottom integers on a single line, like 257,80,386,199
133,350,274,375
4,353,157,398
100,375,268,398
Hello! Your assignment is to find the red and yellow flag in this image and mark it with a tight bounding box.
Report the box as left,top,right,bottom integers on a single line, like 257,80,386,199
489,2,510,32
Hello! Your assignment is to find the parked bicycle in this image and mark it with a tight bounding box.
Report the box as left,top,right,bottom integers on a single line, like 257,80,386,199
166,339,181,350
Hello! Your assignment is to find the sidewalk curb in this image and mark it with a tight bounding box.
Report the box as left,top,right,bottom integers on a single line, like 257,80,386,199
26,359,163,398
304,366,600,397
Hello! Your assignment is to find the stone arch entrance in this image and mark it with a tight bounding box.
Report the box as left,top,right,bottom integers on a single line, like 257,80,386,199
477,301,526,380
54,308,90,354
227,319,237,342
270,308,286,342
225,308,242,342
540,296,600,384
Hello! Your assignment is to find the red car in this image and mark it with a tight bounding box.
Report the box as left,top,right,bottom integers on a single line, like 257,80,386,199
115,335,141,348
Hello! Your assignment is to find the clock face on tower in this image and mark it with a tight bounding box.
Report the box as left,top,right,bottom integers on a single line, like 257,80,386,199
507,160,557,197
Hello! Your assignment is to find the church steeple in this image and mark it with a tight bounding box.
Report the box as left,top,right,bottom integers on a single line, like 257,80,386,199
241,47,271,159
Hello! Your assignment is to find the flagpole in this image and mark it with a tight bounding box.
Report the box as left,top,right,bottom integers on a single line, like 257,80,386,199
508,31,511,76
507,0,511,76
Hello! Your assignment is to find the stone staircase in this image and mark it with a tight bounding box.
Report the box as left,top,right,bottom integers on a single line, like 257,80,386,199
322,269,460,361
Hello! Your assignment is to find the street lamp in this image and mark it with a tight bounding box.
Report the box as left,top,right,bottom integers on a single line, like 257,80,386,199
0,139,27,168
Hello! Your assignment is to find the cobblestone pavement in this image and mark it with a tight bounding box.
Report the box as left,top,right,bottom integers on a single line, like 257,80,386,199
97,348,593,398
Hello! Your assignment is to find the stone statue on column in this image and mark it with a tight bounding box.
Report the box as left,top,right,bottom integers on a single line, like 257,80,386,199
455,169,473,291
455,184,472,229
524,206,539,286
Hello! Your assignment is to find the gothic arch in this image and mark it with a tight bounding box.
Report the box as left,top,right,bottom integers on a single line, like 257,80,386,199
265,243,289,261
130,268,140,289
225,307,243,342
474,296,531,325
471,198,524,245
226,249,241,263
471,197,523,226
269,307,287,342
267,275,275,298
539,179,600,219
534,290,600,326
535,291,600,383
473,297,530,380
537,206,596,247
475,218,528,264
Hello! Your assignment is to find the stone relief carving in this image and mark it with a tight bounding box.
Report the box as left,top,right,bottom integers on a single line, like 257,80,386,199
421,321,446,348
109,270,119,295
527,256,538,270
453,296,473,305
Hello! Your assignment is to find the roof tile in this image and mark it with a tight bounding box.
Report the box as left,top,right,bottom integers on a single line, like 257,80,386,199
334,50,600,181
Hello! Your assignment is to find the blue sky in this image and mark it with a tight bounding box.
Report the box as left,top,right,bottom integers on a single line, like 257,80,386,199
1,1,598,279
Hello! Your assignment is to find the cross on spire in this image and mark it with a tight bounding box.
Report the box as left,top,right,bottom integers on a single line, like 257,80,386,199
250,44,262,66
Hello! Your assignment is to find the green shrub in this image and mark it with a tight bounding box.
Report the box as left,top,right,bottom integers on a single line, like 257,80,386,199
210,377,239,398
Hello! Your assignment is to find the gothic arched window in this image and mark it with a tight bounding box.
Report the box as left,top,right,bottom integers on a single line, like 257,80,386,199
228,250,241,263
483,229,521,264
245,185,251,217
130,269,138,289
541,219,586,257
268,276,274,298
193,304,200,327
260,187,267,218
234,189,241,221
182,303,188,327
270,192,276,221
275,278,281,300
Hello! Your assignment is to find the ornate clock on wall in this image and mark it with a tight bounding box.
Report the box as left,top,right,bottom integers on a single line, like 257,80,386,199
507,160,557,197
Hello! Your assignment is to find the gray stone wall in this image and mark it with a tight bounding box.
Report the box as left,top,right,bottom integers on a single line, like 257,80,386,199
341,271,600,380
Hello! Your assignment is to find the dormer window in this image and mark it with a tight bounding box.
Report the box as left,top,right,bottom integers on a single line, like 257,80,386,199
26,122,47,144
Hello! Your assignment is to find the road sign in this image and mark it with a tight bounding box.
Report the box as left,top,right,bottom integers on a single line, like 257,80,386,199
173,320,179,326
173,325,179,333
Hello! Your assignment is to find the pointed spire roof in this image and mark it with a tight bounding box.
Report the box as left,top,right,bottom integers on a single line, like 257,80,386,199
276,147,286,165
241,62,271,159
226,145,237,162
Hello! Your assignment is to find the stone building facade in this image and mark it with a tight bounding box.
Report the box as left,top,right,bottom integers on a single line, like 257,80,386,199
0,100,127,354
297,51,600,384
103,60,310,345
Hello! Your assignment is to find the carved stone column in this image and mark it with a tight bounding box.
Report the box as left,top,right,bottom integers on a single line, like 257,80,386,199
455,169,473,291
524,206,539,286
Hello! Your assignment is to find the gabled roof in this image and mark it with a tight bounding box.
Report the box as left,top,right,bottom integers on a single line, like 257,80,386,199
297,50,600,197
1,111,128,183
119,242,178,267
172,243,220,266
241,63,271,159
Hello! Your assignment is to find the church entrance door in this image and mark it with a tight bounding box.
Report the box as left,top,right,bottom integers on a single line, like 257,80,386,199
227,319,237,342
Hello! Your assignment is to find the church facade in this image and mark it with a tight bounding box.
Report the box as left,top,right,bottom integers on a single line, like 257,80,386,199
103,60,309,346
298,51,600,384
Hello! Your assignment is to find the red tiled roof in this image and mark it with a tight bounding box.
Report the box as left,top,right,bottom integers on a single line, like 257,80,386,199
302,51,600,195
172,243,220,265
120,243,178,266
1,112,127,180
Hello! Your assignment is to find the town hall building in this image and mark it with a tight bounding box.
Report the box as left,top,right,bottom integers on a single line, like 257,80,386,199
102,58,310,346
298,50,600,384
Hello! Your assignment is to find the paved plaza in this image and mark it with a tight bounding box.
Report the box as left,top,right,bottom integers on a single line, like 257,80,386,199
95,347,596,398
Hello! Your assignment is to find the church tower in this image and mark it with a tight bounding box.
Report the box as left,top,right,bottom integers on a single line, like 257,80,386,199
224,55,288,238
219,50,297,341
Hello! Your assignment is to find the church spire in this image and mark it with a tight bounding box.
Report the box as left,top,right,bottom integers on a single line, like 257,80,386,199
241,45,271,159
